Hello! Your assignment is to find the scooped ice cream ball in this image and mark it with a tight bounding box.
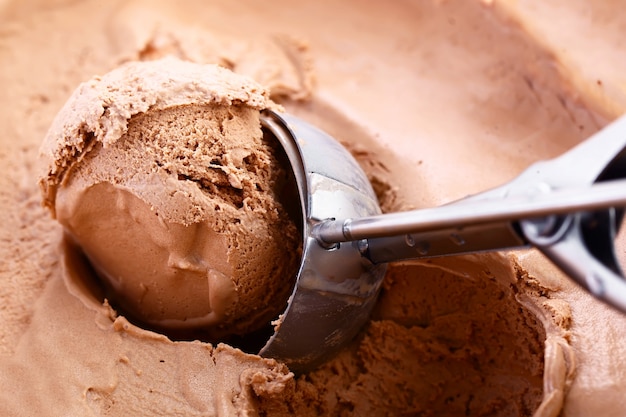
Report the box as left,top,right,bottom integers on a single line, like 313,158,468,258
39,58,302,339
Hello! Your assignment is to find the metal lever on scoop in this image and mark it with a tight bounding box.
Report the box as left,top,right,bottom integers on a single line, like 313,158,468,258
313,179,626,245
314,115,626,311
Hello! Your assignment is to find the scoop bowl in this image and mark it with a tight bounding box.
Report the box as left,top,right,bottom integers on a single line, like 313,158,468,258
258,111,386,372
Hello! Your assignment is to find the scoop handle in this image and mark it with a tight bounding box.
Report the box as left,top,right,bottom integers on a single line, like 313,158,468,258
314,114,626,311
521,208,626,310
316,114,626,245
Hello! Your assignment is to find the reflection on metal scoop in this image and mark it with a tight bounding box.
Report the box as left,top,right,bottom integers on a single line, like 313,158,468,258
259,110,626,372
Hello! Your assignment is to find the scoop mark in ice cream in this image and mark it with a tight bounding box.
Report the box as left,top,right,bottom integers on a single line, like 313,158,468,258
39,58,303,340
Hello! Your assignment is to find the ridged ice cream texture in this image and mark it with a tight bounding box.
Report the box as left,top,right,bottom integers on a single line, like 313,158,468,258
39,57,302,337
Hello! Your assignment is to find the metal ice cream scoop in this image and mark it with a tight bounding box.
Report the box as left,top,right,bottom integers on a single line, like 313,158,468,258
259,110,626,372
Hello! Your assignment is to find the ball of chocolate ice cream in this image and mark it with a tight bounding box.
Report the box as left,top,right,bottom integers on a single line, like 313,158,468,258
39,58,302,339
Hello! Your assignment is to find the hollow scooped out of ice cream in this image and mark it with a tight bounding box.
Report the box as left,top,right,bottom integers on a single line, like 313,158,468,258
39,58,302,339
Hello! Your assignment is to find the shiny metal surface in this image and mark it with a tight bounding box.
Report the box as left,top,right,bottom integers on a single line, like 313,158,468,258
259,110,626,372
259,111,386,372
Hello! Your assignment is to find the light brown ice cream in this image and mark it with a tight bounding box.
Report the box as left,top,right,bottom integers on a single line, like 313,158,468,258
1,0,626,416
39,58,302,338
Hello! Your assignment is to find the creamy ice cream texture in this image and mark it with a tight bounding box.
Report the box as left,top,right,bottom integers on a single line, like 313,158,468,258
1,0,626,416
40,58,301,338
